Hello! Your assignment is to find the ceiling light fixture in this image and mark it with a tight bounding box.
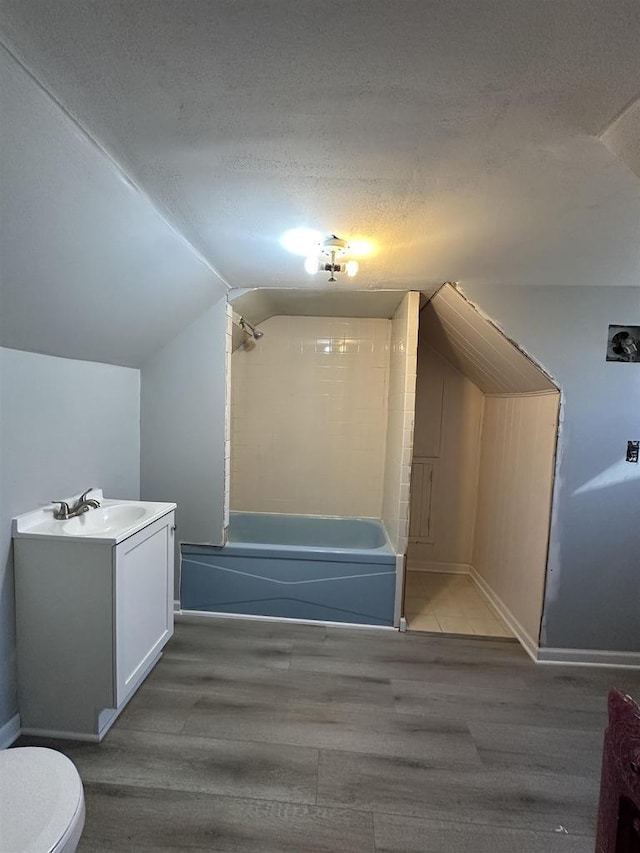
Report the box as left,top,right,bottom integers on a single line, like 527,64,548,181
280,228,323,257
305,234,359,282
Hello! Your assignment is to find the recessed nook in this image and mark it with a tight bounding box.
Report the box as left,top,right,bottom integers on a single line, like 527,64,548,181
406,284,560,654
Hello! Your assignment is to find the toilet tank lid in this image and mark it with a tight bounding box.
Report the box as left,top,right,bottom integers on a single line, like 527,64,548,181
0,747,84,853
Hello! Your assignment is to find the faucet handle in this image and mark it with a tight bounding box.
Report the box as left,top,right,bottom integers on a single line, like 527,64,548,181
51,500,71,520
77,488,100,509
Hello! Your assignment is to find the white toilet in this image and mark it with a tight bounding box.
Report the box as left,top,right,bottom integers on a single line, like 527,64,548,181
0,747,85,852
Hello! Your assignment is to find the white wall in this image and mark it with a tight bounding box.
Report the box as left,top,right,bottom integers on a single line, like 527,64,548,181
0,43,227,369
382,293,420,552
140,298,228,563
473,392,560,647
408,345,484,570
231,315,390,517
462,284,640,653
0,347,140,738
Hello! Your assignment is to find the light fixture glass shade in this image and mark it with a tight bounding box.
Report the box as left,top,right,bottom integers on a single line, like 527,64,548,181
345,260,359,277
304,255,320,275
348,239,376,258
281,228,322,256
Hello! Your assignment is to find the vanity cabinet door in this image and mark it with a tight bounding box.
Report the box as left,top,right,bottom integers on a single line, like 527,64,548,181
114,512,174,706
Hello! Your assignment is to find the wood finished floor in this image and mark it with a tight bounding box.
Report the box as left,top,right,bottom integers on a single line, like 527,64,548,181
18,615,640,852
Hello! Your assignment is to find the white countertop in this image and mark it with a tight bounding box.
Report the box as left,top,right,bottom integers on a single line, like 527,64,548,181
12,490,177,545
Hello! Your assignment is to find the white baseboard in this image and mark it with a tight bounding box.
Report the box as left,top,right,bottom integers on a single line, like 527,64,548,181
177,610,397,631
408,560,472,574
20,726,103,742
173,599,182,614
537,647,640,669
469,568,539,663
469,569,640,669
0,713,21,749
178,582,640,669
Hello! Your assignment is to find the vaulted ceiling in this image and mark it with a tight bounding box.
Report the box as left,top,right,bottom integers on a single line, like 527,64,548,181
1,1,639,365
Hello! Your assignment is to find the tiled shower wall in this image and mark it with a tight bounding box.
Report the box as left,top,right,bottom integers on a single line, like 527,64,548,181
381,293,420,552
231,315,391,517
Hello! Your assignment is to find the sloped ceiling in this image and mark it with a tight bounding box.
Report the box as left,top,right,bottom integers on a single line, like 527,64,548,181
601,98,640,180
0,46,228,367
421,284,557,394
2,0,640,304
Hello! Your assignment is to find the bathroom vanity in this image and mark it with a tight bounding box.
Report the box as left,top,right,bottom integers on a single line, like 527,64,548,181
13,492,176,741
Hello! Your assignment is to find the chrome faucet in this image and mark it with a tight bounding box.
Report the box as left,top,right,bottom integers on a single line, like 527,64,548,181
73,489,101,514
51,501,72,520
52,489,101,520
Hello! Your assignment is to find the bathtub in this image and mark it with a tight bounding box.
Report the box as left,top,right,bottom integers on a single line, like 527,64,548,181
180,512,396,626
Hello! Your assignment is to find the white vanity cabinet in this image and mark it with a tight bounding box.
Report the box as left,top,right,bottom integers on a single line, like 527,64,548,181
13,503,175,741
114,514,175,707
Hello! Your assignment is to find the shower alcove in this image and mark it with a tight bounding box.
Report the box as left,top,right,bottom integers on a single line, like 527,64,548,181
406,284,560,656
178,283,559,653
180,289,422,627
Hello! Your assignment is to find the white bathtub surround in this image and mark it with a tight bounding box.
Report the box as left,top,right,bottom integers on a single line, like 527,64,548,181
381,293,420,553
231,315,391,517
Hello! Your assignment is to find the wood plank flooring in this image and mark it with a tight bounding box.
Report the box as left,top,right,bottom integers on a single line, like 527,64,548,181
17,615,640,852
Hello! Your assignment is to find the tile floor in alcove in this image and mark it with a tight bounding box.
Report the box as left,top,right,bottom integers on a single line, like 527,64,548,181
404,571,514,637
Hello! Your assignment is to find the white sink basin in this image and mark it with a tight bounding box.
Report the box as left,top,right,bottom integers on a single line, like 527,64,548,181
12,492,177,544
60,504,147,536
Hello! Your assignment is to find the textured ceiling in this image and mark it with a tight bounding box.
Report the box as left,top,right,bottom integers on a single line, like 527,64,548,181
601,100,640,180
2,0,640,299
